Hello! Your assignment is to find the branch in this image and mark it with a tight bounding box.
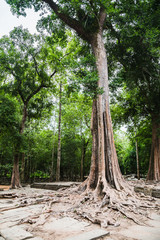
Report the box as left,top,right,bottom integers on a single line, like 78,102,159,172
50,69,56,78
98,7,107,30
25,83,47,104
18,89,25,104
5,66,25,103
49,50,74,78
32,53,40,77
5,66,17,78
59,51,73,62
43,0,91,42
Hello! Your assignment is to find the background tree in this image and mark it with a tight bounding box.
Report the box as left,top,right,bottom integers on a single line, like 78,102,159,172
107,0,160,181
110,85,152,177
56,81,62,182
0,94,20,183
0,27,57,188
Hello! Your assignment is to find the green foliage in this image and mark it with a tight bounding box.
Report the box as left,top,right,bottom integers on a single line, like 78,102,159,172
114,131,136,174
0,95,20,134
108,0,160,117
0,164,12,177
6,0,101,33
0,27,56,105
107,0,159,177
30,170,50,179
0,23,94,183
114,126,151,176
60,91,92,180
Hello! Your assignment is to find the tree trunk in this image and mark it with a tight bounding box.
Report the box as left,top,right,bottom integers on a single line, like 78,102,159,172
135,139,140,180
50,124,56,181
24,153,30,183
147,116,160,181
81,138,89,182
20,153,25,183
82,30,130,195
56,82,62,182
11,104,27,188
11,153,21,188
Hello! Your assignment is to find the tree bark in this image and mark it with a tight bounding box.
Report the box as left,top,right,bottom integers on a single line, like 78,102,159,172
83,28,130,195
81,138,89,182
11,152,21,188
20,153,25,183
135,139,140,180
147,116,160,181
11,104,27,188
50,122,56,181
56,82,62,182
20,104,28,134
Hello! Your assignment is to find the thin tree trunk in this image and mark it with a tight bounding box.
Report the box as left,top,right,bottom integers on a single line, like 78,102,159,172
11,104,27,188
135,139,140,180
56,82,62,182
20,153,25,183
81,138,89,182
50,122,56,181
20,104,28,134
81,142,85,182
147,116,160,181
11,153,21,188
25,153,30,183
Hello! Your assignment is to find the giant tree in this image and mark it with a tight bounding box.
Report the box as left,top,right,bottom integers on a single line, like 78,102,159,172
6,0,132,197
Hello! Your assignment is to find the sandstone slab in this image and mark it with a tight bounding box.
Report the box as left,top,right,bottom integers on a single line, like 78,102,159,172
134,185,160,198
152,188,160,198
0,226,33,240
31,182,80,190
31,238,44,240
43,217,89,232
119,224,160,240
65,229,109,240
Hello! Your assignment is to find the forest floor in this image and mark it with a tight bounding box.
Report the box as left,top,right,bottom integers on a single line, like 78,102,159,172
0,180,160,240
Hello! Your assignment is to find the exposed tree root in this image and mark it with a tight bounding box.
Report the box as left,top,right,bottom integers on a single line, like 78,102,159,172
0,192,18,198
70,178,160,227
2,183,159,231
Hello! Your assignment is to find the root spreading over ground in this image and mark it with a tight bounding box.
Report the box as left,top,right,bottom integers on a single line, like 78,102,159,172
1,180,159,230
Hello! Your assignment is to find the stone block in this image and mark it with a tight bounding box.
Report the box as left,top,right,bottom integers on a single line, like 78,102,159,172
43,217,89,232
134,185,160,198
65,229,109,240
143,187,152,196
31,238,44,240
30,183,46,189
30,182,80,191
152,188,160,198
0,226,33,240
134,186,144,193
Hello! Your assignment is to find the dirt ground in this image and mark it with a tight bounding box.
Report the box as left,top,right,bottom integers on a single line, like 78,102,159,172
0,181,160,240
